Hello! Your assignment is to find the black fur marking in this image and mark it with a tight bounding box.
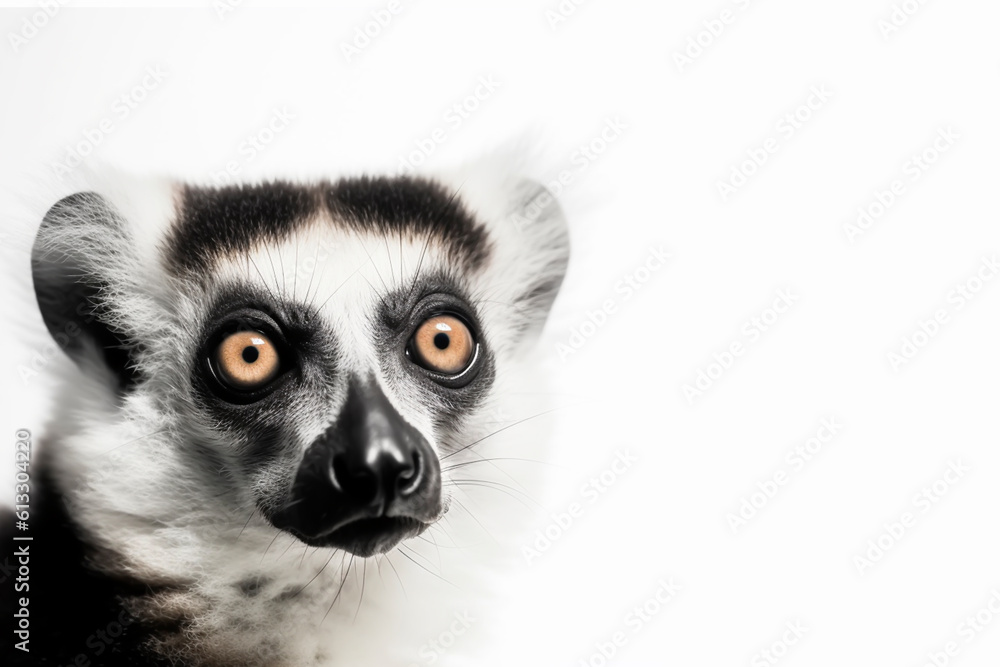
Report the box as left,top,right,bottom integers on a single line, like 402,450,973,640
237,577,269,598
374,274,496,435
167,182,317,276
166,176,492,276
273,586,300,603
323,175,491,270
189,282,339,476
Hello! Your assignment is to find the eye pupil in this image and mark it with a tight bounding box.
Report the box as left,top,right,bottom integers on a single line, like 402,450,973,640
433,333,450,350
241,346,259,363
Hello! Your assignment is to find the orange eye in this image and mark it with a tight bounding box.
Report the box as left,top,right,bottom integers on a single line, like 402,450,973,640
215,330,280,390
410,315,475,375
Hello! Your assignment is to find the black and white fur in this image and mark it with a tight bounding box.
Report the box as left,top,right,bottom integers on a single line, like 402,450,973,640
2,156,568,666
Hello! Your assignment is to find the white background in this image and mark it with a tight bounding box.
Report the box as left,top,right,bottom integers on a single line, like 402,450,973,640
2,1,1000,666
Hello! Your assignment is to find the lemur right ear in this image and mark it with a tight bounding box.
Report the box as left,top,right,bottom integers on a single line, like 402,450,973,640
31,192,137,390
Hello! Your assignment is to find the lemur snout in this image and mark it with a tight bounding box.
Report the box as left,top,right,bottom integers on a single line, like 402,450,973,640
271,377,442,556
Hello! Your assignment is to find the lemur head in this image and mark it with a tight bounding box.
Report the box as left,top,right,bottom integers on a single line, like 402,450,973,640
31,163,568,568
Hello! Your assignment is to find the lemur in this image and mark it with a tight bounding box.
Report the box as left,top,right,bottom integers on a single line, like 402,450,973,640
2,158,569,666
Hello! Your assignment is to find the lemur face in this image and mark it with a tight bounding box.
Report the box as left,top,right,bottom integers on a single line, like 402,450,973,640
171,180,502,557
31,168,568,567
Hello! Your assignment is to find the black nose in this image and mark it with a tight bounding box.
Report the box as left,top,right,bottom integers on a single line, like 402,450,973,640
329,390,425,508
270,377,441,556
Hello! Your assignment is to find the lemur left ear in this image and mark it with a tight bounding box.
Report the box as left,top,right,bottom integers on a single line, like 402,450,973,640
435,157,571,355
31,192,138,389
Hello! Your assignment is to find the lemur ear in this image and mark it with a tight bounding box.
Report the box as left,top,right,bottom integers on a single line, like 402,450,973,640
31,192,137,389
500,177,571,344
437,159,571,354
